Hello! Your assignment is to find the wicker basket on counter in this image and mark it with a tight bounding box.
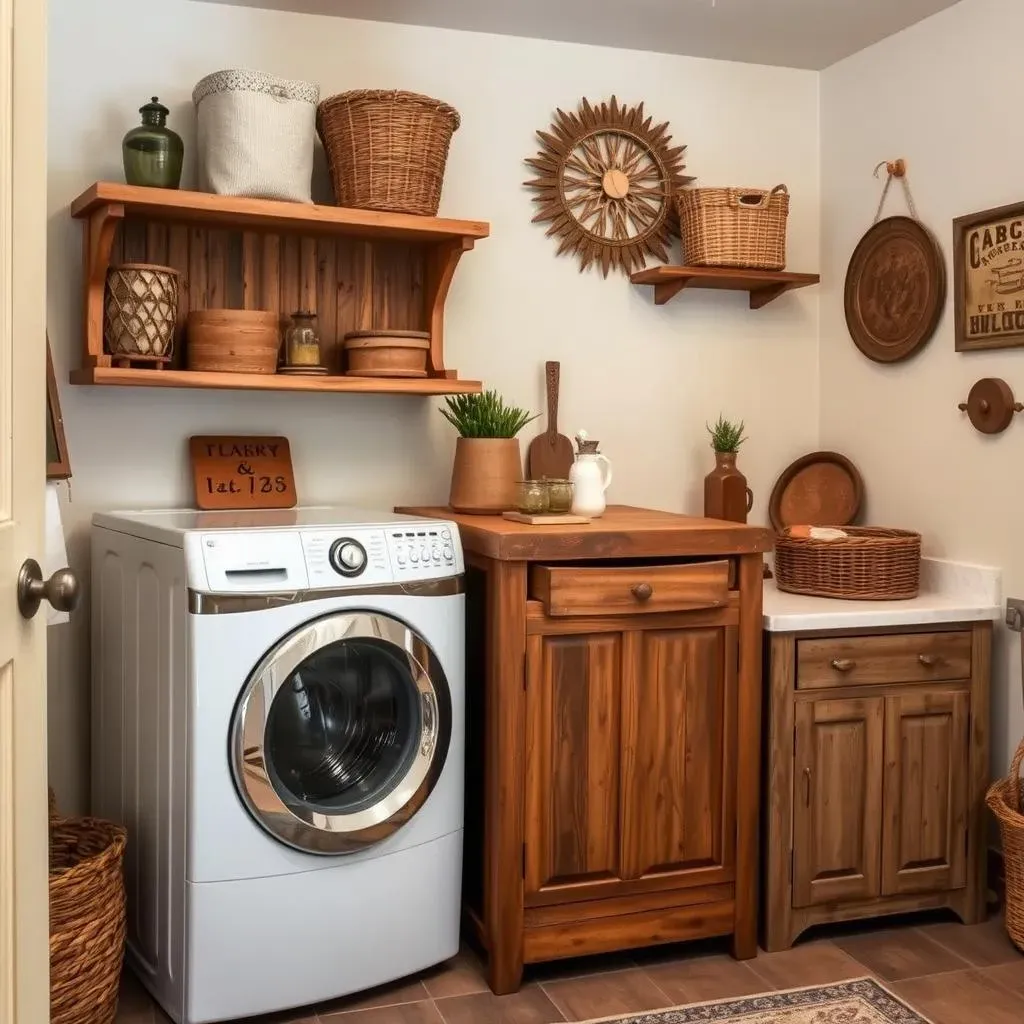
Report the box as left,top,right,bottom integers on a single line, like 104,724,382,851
316,90,461,216
988,736,1024,952
677,184,789,270
49,789,127,1024
773,526,921,600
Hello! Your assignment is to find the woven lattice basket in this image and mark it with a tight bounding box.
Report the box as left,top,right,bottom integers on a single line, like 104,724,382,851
316,90,460,216
988,737,1024,952
49,789,127,1024
103,263,179,364
774,526,921,600
677,184,789,270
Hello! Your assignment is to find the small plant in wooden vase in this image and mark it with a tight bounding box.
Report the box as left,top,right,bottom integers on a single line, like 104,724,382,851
441,391,537,514
704,415,753,524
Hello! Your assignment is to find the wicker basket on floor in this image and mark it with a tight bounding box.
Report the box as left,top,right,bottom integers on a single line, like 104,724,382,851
677,184,789,270
316,89,460,215
49,789,127,1024
988,738,1024,952
773,526,921,600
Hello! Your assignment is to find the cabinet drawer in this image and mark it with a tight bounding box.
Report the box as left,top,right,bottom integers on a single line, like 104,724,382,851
796,631,972,690
530,561,730,617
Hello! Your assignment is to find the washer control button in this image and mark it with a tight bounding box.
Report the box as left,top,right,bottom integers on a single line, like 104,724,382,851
442,545,454,561
328,538,368,577
409,549,420,564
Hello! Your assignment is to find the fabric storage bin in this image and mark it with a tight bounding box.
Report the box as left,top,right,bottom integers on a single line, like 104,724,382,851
677,184,789,270
193,69,319,203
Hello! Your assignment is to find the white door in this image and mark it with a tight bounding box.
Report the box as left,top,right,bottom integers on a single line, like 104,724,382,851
0,0,51,1021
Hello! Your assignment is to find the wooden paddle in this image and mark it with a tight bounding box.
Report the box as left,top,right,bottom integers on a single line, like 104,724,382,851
526,361,574,480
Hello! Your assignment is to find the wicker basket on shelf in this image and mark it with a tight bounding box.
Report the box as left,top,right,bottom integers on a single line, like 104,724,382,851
316,90,460,216
677,184,789,270
987,737,1024,951
773,526,921,600
49,788,127,1024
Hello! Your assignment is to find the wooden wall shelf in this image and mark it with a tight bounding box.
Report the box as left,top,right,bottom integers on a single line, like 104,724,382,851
69,366,482,395
70,182,490,389
631,266,820,308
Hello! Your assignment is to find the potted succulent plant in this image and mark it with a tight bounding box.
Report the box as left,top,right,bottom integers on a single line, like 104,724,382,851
704,415,753,524
441,390,537,514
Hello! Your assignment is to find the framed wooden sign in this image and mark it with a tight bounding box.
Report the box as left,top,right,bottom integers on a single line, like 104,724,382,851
954,200,1024,351
46,336,71,480
189,435,297,511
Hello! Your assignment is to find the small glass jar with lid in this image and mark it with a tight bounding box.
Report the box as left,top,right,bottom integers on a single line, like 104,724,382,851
545,479,574,514
283,312,322,368
515,480,549,515
122,97,184,189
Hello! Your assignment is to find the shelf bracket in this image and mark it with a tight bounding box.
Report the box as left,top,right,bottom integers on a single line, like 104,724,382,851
749,283,792,310
653,279,692,305
425,236,476,378
81,202,125,368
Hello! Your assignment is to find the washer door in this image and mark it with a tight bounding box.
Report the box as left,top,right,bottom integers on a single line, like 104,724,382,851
230,611,452,855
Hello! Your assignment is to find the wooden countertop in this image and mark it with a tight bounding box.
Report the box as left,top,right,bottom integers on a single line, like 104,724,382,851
397,504,772,561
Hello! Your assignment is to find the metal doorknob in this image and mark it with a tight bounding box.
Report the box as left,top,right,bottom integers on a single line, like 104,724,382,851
17,559,80,619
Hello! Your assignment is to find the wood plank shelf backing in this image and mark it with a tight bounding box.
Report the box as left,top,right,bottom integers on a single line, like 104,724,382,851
630,266,821,309
70,182,490,395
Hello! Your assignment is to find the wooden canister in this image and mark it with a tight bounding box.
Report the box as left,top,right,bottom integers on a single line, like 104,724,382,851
343,330,430,378
187,310,281,374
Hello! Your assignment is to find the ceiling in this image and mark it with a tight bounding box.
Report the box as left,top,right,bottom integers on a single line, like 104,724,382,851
201,0,963,70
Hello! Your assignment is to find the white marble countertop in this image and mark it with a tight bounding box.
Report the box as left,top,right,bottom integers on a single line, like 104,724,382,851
763,557,1002,632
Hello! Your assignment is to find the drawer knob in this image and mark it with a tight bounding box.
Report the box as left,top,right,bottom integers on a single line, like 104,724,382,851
830,658,855,672
918,653,939,667
631,582,653,601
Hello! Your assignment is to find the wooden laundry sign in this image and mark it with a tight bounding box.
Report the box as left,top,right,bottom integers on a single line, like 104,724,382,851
189,435,297,511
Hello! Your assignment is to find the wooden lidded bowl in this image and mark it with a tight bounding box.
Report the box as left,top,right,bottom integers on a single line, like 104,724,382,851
187,310,281,374
343,330,430,378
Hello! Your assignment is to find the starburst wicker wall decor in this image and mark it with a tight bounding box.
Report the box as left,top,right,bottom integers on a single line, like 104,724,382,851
524,96,692,277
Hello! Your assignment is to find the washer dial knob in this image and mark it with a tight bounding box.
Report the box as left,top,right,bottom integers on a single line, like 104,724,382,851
329,538,368,577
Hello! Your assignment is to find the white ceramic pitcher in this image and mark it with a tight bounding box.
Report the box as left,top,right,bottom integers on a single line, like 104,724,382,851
569,430,613,518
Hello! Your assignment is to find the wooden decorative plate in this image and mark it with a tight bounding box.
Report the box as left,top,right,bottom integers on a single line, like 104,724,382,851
768,451,864,531
844,216,945,363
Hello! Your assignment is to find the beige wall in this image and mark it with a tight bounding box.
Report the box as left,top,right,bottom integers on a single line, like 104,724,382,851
820,0,1022,775
47,0,821,811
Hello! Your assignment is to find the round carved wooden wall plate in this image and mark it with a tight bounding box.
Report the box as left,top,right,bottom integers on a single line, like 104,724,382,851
958,377,1023,434
844,216,946,363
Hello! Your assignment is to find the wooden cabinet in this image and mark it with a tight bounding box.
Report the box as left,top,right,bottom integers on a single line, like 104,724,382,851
400,505,770,994
764,624,990,952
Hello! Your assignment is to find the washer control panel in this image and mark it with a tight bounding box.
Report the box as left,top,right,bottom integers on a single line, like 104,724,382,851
385,523,460,577
190,519,462,592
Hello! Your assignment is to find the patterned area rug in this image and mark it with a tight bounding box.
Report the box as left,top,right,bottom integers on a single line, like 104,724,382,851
579,979,932,1023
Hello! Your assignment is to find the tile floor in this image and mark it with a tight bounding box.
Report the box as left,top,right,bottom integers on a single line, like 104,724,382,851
115,911,1024,1024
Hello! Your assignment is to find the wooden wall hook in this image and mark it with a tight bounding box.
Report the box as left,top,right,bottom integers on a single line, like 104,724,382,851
873,158,906,178
958,377,1023,434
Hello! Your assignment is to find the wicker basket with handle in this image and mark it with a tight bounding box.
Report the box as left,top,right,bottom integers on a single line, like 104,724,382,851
987,736,1024,951
48,788,128,1024
316,90,460,216
677,184,789,270
773,526,921,600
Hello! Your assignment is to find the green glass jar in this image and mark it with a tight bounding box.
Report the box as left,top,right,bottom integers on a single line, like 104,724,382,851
122,97,184,189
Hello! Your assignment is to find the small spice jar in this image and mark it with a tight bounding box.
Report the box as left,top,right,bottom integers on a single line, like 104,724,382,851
283,311,321,367
515,480,548,515
545,479,574,514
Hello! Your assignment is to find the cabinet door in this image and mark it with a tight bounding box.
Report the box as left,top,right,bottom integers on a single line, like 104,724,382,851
524,632,624,901
882,690,969,895
620,626,737,888
793,697,884,908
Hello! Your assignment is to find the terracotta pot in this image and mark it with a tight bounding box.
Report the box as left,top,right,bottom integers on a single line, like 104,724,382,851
704,451,753,524
449,437,522,515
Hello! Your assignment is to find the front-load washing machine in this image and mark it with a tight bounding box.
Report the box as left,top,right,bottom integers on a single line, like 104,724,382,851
91,507,465,1024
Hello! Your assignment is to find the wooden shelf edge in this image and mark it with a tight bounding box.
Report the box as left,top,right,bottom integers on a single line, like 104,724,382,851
70,366,484,396
69,182,491,243
631,265,820,309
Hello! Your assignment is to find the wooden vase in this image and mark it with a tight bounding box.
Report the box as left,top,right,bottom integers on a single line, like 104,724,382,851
449,437,522,515
704,451,753,524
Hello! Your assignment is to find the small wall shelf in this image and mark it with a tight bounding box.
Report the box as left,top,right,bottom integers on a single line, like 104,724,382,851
631,266,820,308
69,366,482,395
70,182,490,393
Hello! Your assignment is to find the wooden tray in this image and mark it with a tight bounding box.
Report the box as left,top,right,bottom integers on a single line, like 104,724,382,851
768,451,864,531
844,216,945,363
502,512,591,525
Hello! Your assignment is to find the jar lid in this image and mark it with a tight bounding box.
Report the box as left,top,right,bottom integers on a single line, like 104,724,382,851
575,433,600,454
139,96,169,118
